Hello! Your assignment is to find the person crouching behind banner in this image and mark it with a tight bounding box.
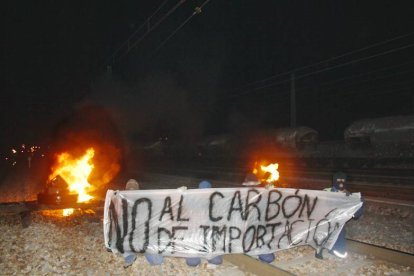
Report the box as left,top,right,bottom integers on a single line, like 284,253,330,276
185,180,224,267
242,173,276,264
123,179,165,267
315,172,364,260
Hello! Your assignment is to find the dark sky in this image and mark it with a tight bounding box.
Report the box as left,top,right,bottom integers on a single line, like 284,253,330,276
2,0,414,147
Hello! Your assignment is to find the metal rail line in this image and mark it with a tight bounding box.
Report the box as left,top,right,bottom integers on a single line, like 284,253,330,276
0,190,411,275
136,165,414,200
142,162,414,185
224,240,413,275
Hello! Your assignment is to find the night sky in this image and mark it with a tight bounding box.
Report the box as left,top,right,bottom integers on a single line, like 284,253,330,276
2,0,414,148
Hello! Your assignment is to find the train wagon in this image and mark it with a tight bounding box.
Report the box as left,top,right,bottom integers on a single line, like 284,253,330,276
344,115,414,147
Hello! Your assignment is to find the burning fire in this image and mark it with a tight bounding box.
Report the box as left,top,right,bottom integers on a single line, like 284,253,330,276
253,162,280,184
49,148,95,203
63,208,74,216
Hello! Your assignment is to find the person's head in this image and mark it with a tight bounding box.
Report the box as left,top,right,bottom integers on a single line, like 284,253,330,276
333,172,347,191
198,180,212,189
126,179,140,190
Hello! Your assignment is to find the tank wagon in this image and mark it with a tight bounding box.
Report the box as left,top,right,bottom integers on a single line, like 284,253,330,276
142,116,414,168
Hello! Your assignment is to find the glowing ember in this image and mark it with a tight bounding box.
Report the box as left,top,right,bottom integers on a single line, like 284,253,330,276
84,209,96,215
63,208,74,216
253,162,280,184
49,148,95,203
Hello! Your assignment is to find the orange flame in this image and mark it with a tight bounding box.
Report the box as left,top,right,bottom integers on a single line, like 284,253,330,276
260,163,279,182
253,162,280,184
62,208,74,216
49,148,95,203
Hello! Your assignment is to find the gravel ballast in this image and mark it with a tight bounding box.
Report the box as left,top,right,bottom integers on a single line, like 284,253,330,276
1,199,412,276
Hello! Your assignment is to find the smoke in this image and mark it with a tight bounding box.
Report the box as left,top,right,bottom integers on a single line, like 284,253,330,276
87,70,222,145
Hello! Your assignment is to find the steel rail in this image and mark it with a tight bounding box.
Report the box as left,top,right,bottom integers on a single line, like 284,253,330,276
224,254,293,276
347,239,414,267
224,239,413,275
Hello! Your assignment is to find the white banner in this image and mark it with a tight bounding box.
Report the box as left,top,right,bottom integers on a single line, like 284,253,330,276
104,188,362,258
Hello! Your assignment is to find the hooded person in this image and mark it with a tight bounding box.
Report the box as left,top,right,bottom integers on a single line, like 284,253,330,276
123,179,165,267
242,173,276,263
325,171,349,194
316,172,364,259
185,181,224,267
123,179,140,267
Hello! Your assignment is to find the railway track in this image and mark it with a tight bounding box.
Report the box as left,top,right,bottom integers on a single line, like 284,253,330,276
0,200,104,215
2,162,412,219
0,170,412,275
225,240,413,275
136,163,414,201
0,200,105,227
143,161,414,184
1,200,411,275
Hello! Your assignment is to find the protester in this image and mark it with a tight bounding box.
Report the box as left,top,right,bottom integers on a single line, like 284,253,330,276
186,180,224,266
123,179,139,267
123,179,223,268
242,174,276,263
316,172,364,259
123,179,165,267
324,171,350,194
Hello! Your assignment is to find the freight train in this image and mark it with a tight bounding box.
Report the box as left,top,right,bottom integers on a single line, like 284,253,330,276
139,115,414,169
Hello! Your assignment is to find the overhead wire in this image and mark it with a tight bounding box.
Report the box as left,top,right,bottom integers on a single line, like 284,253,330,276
319,79,413,100
272,86,413,118
230,62,414,110
302,59,414,88
232,31,414,92
229,41,414,98
295,42,414,80
104,1,412,112
299,67,414,95
105,0,212,68
105,0,188,65
105,0,170,65
117,0,189,61
257,68,414,101
151,0,211,56
235,82,413,113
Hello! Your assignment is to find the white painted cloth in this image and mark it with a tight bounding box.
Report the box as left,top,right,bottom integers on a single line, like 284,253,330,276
104,187,362,258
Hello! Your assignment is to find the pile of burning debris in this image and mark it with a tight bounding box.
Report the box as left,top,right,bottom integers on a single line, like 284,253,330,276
242,161,281,187
37,175,78,205
35,147,111,217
